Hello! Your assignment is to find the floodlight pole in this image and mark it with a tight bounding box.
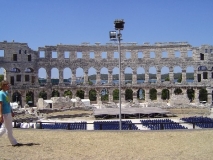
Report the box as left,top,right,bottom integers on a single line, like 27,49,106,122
109,19,124,130
118,29,122,130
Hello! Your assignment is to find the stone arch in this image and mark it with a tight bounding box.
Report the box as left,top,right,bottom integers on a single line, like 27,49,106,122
174,88,182,95
100,67,108,84
124,67,132,84
149,67,157,83
187,88,195,102
63,67,72,83
25,67,34,73
137,88,145,100
137,67,145,84
161,66,169,82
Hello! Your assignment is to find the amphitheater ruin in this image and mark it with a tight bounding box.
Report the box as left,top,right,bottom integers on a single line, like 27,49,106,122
0,40,213,109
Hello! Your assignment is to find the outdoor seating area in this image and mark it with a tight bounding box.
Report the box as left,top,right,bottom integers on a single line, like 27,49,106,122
40,122,87,130
94,120,139,130
140,119,188,130
181,116,213,129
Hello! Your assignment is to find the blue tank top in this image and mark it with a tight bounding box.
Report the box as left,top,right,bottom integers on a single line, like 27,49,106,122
0,91,11,114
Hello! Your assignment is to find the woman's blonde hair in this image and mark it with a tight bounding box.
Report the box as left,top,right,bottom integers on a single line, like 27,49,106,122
0,80,9,90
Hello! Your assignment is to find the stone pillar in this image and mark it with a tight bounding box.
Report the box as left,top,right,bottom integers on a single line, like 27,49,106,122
108,89,113,102
108,70,113,84
96,71,101,85
157,70,161,83
144,69,149,83
46,69,51,84
132,70,137,84
145,88,150,102
207,87,212,104
84,71,88,84
71,71,76,85
97,90,101,105
121,90,125,103
157,89,162,102
59,69,63,84
84,89,89,99
194,89,199,103
169,67,174,83
121,70,125,85
132,91,138,103
182,69,186,83
194,69,198,83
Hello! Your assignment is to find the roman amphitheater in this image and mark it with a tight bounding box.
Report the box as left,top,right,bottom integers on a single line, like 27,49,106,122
0,40,213,108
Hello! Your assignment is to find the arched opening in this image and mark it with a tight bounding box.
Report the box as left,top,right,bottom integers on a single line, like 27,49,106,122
64,90,72,98
76,90,84,99
26,91,34,107
137,88,145,100
161,89,169,100
199,88,207,102
52,90,60,97
149,88,157,100
125,89,133,101
187,88,195,102
101,88,109,101
39,90,47,100
12,92,22,107
89,89,97,101
174,88,182,95
113,89,119,101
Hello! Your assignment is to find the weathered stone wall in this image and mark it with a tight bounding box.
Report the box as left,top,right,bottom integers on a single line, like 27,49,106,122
0,41,213,107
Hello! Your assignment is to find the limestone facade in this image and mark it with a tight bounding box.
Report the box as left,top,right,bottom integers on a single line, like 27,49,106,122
0,41,213,107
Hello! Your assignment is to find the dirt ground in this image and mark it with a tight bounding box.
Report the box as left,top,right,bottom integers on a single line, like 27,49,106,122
0,108,213,160
0,129,213,160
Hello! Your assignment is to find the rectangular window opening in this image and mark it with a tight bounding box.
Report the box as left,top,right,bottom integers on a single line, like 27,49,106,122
90,52,95,59
187,50,193,57
28,55,31,61
77,52,82,59
200,53,204,60
125,52,131,59
25,75,30,81
64,51,69,59
52,51,57,58
150,52,155,58
13,54,17,61
16,75,21,82
138,52,143,58
175,51,181,58
19,50,21,54
0,50,5,57
203,72,208,79
162,51,168,58
114,52,119,59
102,52,107,59
39,51,45,58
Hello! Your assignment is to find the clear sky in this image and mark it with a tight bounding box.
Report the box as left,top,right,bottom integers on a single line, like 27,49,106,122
1,0,213,77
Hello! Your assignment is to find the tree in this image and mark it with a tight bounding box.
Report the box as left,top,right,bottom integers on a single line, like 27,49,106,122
199,88,207,102
149,88,157,100
165,76,170,81
64,90,72,98
177,74,182,83
125,89,133,100
161,89,169,100
52,90,60,97
187,89,195,102
0,75,4,82
76,90,84,99
39,91,47,100
174,88,182,95
89,89,97,101
113,89,119,100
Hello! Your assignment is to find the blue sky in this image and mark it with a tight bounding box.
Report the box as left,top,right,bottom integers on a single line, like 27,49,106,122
1,0,213,77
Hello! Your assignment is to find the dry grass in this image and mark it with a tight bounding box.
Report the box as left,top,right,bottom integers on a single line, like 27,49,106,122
0,129,213,160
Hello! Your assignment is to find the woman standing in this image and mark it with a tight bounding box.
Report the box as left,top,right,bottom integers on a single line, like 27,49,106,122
0,80,20,146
